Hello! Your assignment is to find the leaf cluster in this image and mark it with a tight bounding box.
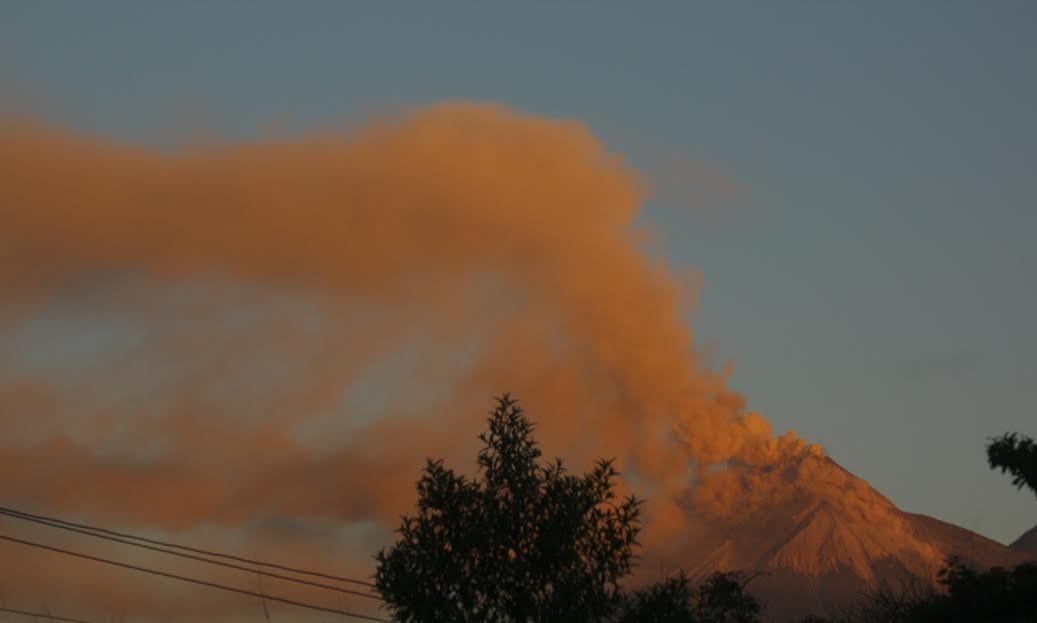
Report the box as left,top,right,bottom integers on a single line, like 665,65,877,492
987,433,1037,496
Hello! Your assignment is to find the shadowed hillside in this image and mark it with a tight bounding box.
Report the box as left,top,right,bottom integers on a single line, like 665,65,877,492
1012,525,1037,556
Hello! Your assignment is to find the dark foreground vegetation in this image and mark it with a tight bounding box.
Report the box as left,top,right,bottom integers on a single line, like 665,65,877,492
800,559,1037,623
373,396,1037,623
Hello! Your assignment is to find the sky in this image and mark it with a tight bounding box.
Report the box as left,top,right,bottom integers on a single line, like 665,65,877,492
1,2,1036,620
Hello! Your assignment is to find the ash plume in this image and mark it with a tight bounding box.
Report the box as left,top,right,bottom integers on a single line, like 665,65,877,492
0,103,807,617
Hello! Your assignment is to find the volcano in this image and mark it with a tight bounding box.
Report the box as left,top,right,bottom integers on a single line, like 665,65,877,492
673,450,1034,621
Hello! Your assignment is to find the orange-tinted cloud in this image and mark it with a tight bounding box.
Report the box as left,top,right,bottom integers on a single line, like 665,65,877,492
0,103,805,620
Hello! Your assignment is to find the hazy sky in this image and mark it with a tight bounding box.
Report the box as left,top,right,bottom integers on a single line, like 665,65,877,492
2,0,1035,552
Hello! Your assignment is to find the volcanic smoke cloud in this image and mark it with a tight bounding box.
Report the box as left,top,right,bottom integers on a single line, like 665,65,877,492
0,103,808,617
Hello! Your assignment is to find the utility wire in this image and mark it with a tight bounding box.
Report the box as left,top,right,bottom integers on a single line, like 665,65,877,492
0,606,100,623
0,508,380,601
0,533,390,623
0,505,376,588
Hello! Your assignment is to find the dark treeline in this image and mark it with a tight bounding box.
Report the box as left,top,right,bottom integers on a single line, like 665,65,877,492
801,558,1037,623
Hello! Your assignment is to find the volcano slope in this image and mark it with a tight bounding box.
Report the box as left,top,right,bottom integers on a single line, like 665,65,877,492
670,450,1033,621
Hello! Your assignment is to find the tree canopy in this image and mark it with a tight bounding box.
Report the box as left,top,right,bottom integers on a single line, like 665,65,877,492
374,394,643,623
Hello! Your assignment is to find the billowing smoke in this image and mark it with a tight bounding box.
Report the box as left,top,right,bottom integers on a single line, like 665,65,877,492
0,103,807,618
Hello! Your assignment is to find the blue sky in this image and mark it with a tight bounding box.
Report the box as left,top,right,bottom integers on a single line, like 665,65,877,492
2,2,1035,544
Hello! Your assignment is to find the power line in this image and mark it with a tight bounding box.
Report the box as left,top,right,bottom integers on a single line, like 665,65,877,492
0,606,100,623
0,533,390,623
0,508,380,601
0,505,376,588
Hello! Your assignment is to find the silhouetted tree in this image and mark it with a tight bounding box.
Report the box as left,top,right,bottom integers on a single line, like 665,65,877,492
618,571,762,623
987,433,1037,496
374,394,643,623
927,558,1037,622
813,558,1037,623
693,572,762,623
618,572,695,623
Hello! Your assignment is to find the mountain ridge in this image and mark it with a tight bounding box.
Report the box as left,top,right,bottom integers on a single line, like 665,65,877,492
1012,524,1037,556
674,451,1033,621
